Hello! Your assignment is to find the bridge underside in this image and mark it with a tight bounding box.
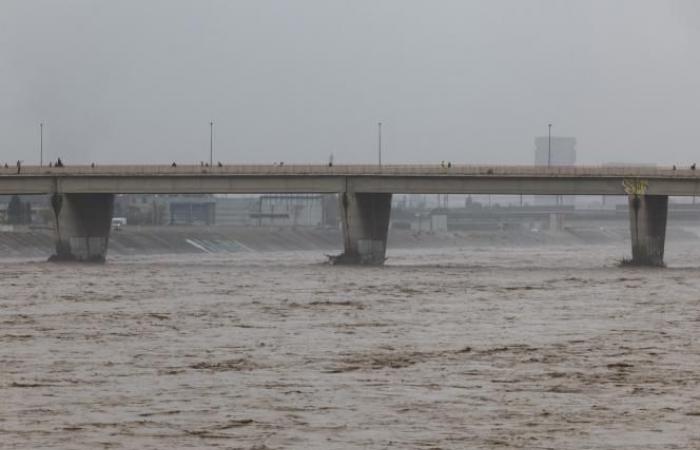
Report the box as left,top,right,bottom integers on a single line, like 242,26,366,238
38,190,670,268
1,165,690,265
331,192,670,267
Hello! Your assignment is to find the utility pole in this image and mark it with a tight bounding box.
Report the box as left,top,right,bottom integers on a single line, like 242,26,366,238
209,121,213,167
40,122,44,167
377,122,382,167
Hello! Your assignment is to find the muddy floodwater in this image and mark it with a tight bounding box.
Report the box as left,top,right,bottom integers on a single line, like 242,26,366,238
2,243,700,449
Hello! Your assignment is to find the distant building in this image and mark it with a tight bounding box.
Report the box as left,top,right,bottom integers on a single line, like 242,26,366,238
114,194,169,225
112,194,340,227
215,197,256,226
0,194,51,225
250,195,325,227
534,136,577,205
113,194,213,226
168,196,215,225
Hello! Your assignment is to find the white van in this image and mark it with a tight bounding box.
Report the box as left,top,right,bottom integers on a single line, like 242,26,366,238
111,217,127,230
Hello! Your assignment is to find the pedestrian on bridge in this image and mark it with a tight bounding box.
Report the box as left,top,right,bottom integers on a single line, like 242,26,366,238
16,160,21,174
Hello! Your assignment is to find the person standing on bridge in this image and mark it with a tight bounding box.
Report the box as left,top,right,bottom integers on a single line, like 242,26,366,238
16,160,21,174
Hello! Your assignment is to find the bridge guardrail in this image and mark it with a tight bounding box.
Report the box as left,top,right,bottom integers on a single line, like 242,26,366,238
1,163,698,178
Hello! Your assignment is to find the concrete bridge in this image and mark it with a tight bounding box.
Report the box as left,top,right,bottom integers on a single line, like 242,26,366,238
2,164,698,265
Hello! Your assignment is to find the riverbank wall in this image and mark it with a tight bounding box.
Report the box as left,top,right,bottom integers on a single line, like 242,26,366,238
1,223,699,259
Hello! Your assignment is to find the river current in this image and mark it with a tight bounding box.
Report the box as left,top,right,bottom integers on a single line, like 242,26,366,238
2,243,700,449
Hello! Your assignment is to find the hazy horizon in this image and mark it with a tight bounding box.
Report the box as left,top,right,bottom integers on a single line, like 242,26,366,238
2,1,699,166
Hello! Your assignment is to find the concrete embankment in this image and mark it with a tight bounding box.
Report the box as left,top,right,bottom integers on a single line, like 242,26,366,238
0,224,698,259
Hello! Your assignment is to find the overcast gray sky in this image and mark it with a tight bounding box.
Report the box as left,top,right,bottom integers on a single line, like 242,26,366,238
1,1,699,166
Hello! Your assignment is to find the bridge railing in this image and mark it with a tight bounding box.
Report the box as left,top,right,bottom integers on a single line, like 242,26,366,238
0,163,697,178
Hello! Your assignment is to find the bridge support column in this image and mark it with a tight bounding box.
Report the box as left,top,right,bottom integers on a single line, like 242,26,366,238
49,193,115,262
333,192,392,265
627,194,668,266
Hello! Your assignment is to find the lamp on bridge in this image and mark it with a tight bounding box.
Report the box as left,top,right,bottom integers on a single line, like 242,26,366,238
40,122,44,167
209,121,214,167
377,122,382,167
547,123,552,167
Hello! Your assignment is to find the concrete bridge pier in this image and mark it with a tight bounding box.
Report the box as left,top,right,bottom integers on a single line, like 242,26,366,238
627,194,668,266
49,193,115,262
333,192,392,265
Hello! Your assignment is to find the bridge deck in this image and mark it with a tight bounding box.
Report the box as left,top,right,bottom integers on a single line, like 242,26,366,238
1,164,698,196
0,163,696,177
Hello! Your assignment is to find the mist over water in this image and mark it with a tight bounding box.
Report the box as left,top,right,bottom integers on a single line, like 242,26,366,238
3,243,700,449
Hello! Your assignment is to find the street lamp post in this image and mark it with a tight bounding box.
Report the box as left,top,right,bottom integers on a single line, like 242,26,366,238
547,123,552,167
209,121,213,167
377,122,382,167
547,123,556,205
40,123,44,167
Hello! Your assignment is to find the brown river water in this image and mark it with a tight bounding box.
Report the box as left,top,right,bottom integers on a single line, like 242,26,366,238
2,243,700,449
